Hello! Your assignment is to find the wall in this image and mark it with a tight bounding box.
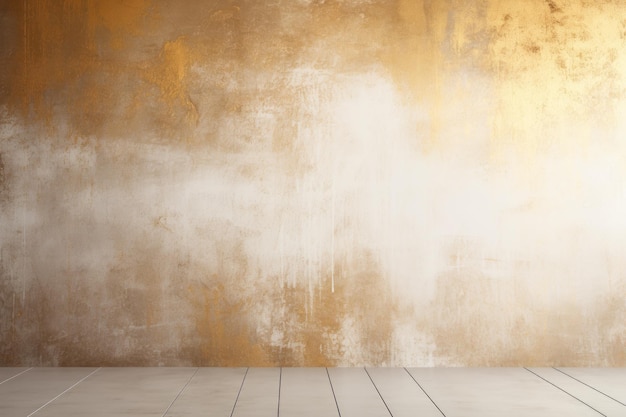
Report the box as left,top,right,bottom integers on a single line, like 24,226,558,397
0,0,624,366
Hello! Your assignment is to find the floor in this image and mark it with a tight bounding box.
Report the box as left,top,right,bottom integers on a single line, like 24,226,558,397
0,367,624,416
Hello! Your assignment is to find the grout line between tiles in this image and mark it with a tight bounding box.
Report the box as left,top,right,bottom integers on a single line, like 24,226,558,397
229,367,250,417
277,367,282,417
161,367,199,417
403,368,447,417
326,368,342,417
363,367,393,417
524,368,607,416
27,367,101,417
0,367,33,385
553,367,626,406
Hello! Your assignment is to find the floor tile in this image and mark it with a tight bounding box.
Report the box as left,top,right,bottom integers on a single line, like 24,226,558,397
365,367,443,417
557,368,626,405
327,367,390,417
165,367,246,417
33,367,196,417
232,367,280,417
1,367,622,417
0,367,98,417
528,367,624,416
407,368,603,417
0,367,31,385
279,367,339,417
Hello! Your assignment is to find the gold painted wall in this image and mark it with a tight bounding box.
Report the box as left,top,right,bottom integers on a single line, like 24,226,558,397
0,0,625,366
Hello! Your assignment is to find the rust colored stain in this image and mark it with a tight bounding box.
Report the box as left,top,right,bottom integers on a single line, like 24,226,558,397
5,1,151,126
1,0,625,367
143,36,199,135
185,280,270,367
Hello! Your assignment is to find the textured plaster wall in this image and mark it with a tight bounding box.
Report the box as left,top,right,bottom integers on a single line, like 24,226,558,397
0,0,625,366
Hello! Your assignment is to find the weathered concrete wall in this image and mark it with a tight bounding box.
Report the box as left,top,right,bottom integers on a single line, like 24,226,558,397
0,0,624,366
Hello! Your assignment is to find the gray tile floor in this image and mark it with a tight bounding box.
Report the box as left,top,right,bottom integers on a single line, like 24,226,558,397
0,367,623,416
